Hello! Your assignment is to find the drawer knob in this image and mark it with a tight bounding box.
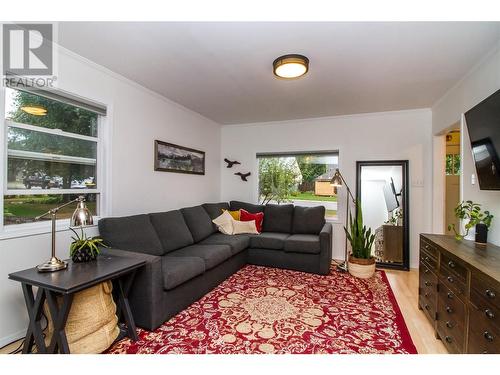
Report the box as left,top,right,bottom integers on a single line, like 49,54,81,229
424,293,430,298
425,281,432,287
485,289,496,299
425,245,429,250
425,256,430,262
446,306,453,313
424,268,429,274
447,292,454,299
485,309,495,319
448,260,456,269
446,321,454,328
424,304,430,310
484,331,494,342
447,276,454,283
445,336,453,343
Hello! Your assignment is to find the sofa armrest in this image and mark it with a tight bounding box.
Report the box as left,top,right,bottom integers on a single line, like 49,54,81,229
99,247,164,330
318,223,333,275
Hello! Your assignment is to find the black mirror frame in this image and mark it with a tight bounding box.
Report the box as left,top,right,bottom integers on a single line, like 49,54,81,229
355,160,410,271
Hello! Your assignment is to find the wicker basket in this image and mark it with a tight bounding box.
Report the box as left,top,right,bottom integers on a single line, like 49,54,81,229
348,256,376,279
44,281,120,353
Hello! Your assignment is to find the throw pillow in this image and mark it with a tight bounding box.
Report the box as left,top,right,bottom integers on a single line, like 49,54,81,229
212,211,234,235
232,219,259,235
223,209,241,221
240,209,264,233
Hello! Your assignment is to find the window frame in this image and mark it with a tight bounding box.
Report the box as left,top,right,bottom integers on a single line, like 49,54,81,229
0,86,109,239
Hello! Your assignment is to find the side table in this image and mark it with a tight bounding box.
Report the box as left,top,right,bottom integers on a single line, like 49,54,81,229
8,254,147,354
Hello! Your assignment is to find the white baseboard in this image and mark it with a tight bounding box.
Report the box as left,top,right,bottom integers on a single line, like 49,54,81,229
0,329,25,349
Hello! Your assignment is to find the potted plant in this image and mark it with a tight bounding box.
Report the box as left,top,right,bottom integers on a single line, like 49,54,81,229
70,227,107,263
345,201,376,279
448,200,494,244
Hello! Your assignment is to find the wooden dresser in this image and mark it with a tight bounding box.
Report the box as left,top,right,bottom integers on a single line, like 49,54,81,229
419,234,500,354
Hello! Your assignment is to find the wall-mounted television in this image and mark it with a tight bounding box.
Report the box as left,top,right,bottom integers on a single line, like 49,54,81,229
464,89,500,190
383,177,400,212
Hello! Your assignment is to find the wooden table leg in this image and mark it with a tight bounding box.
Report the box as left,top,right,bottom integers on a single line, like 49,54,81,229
113,271,138,341
21,284,47,354
46,291,74,354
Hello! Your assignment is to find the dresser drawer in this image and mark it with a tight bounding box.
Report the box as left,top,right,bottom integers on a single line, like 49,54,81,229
420,249,438,272
420,238,438,259
469,291,500,332
467,313,500,354
441,253,468,282
471,273,500,311
440,265,467,300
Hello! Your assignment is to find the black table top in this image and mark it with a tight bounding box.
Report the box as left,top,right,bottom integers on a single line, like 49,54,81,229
8,255,147,294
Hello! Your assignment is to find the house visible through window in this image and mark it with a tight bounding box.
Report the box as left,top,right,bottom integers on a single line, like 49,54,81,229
257,152,339,219
3,87,105,226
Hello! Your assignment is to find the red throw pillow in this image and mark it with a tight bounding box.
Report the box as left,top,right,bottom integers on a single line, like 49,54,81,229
240,209,264,233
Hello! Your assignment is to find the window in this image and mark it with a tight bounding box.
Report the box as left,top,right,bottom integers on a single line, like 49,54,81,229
446,153,461,175
3,87,106,227
257,152,338,219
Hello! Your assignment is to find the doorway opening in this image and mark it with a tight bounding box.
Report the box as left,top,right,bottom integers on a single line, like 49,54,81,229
445,129,461,232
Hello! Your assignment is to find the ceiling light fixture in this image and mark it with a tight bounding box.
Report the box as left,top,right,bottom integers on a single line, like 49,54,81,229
21,105,47,116
273,54,309,79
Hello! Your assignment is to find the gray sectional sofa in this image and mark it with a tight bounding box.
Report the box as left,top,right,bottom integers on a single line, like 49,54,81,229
98,200,332,331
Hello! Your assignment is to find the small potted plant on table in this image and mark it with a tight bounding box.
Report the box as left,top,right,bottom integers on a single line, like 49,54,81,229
448,200,494,244
70,228,107,262
345,201,376,279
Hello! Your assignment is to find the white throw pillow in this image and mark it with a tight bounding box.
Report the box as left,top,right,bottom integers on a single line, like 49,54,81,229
212,211,234,235
232,219,259,235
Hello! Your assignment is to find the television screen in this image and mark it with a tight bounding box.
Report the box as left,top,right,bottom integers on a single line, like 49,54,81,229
464,89,500,190
383,178,399,212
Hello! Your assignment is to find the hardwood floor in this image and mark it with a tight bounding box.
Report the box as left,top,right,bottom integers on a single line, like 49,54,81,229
385,268,447,354
0,268,447,354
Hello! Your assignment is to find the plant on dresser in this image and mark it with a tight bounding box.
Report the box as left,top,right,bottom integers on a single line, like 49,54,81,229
448,200,494,244
419,234,500,354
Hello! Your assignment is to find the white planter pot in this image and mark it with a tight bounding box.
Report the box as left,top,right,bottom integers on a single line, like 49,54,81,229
464,222,476,241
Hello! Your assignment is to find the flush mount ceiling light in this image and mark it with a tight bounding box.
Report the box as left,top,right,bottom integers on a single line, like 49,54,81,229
273,54,309,79
21,105,47,116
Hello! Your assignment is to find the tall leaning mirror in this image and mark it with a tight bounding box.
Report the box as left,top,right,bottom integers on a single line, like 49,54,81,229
356,160,409,270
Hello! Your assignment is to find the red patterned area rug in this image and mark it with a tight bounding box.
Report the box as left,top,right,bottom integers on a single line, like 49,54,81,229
107,265,417,354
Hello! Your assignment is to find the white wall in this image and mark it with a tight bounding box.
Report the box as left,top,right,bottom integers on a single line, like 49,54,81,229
0,47,222,345
221,109,433,270
432,42,500,246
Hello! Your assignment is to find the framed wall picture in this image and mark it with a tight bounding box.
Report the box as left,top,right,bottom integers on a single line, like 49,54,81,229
154,140,205,175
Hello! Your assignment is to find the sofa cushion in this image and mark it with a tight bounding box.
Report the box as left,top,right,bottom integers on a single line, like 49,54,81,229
284,234,321,254
167,244,232,270
262,204,294,233
199,233,250,255
161,256,205,290
292,206,326,234
250,232,290,250
98,214,164,256
202,202,230,231
230,200,264,214
240,209,264,233
149,210,194,253
181,205,215,242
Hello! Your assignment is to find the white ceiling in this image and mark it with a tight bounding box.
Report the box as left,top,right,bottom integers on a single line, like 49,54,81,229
58,22,500,125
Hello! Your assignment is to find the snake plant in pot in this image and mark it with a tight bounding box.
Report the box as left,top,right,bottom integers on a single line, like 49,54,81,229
69,227,107,263
344,200,376,278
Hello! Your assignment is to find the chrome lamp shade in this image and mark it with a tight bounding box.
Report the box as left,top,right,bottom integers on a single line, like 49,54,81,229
70,199,94,228
330,169,343,187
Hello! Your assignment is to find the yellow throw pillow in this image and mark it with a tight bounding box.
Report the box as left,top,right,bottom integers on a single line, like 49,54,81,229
223,209,241,221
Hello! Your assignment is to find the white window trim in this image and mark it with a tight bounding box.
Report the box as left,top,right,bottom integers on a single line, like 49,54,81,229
0,86,110,240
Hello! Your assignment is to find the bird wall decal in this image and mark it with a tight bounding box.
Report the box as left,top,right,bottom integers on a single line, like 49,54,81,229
234,172,251,181
224,158,241,168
